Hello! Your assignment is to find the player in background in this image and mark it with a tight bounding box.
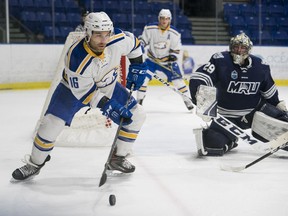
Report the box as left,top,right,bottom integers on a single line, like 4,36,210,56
182,50,195,80
12,12,148,181
137,9,193,110
190,33,288,156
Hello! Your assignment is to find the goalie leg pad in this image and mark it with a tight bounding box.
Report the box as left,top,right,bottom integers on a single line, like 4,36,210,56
193,125,238,156
252,111,288,141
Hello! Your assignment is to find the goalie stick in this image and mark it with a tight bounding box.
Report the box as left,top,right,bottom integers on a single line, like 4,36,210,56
99,84,134,187
220,131,288,172
147,70,288,152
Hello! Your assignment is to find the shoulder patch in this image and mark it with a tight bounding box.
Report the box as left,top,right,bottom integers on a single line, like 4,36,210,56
212,52,224,59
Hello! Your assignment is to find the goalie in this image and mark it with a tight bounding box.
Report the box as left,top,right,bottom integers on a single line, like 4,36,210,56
189,33,288,156
12,12,148,180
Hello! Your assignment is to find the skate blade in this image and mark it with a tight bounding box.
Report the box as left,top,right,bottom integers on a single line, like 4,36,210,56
10,175,36,183
106,169,129,177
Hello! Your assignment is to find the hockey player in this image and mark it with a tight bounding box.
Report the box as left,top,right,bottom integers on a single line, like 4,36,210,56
137,9,193,110
190,32,288,156
12,12,148,180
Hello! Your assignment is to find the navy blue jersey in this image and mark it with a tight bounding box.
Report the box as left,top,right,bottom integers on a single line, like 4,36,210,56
189,51,280,118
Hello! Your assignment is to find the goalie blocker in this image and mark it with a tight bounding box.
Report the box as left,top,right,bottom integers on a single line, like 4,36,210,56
194,101,288,156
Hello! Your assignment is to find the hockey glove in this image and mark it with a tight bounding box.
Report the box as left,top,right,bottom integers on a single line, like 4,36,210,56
196,85,217,122
126,62,148,90
168,54,178,62
100,99,133,126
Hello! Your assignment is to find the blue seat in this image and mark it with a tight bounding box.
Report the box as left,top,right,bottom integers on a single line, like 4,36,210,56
254,5,270,17
134,1,151,15
132,14,147,29
63,0,80,13
66,13,82,26
113,14,129,27
228,16,246,30
44,26,61,43
37,12,52,24
34,0,51,12
262,16,277,31
119,1,132,13
9,0,21,18
223,3,239,20
59,26,74,38
239,4,255,17
20,11,39,32
179,29,194,44
269,4,285,17
54,0,66,13
251,30,273,45
273,30,288,45
174,15,191,30
19,0,35,11
245,16,260,32
54,12,67,26
103,1,119,14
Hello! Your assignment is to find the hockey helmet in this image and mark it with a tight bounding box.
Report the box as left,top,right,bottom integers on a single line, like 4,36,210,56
229,32,253,65
158,9,172,20
84,12,113,41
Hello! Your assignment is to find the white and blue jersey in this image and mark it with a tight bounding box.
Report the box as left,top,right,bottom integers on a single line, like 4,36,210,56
139,22,182,81
46,28,142,125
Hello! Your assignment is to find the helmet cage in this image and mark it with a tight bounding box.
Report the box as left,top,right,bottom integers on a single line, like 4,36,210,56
229,33,253,65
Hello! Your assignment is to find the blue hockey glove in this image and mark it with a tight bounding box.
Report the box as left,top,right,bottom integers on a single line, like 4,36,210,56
126,62,148,90
100,99,133,126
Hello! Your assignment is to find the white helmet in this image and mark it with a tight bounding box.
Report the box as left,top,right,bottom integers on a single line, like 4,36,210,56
158,9,172,20
84,12,113,40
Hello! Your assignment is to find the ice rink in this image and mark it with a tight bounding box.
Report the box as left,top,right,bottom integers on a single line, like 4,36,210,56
1,85,288,216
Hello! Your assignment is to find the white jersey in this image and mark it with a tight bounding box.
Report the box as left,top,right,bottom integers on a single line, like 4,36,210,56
63,28,142,108
139,22,181,61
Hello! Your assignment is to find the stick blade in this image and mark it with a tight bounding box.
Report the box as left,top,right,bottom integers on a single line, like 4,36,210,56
99,173,107,187
220,163,246,172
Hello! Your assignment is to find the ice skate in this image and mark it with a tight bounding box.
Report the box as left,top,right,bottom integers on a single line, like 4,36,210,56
12,155,51,181
108,154,135,173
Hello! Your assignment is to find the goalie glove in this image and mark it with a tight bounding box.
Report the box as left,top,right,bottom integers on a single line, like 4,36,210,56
196,85,217,122
126,62,148,90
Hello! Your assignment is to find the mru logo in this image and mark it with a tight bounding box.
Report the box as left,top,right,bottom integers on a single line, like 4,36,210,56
227,81,260,95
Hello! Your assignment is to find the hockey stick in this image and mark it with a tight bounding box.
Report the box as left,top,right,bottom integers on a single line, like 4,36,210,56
99,84,134,187
147,70,287,152
150,58,188,81
220,131,288,172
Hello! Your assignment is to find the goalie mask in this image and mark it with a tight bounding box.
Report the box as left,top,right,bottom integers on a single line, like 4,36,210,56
84,12,113,42
229,33,253,65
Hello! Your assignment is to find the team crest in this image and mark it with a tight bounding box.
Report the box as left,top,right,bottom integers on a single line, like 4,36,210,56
96,67,118,88
231,70,238,79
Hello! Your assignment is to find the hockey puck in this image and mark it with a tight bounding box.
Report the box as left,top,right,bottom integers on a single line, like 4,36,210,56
109,194,116,206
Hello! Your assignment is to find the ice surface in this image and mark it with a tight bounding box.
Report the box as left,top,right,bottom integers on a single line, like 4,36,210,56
1,86,288,216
